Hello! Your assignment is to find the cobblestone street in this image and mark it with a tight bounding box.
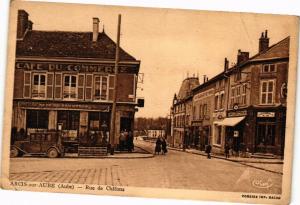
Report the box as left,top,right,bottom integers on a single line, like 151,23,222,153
9,140,282,194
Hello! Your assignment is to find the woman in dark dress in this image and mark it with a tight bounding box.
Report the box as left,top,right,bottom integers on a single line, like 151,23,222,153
161,138,168,155
155,137,162,155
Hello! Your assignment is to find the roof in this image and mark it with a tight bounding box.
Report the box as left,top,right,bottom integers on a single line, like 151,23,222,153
16,31,137,61
250,36,289,62
177,77,200,100
192,36,290,93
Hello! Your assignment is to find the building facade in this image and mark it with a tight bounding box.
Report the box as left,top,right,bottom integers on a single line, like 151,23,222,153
170,77,199,148
170,30,289,156
11,10,141,149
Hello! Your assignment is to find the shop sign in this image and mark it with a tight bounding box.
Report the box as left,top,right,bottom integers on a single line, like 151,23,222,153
257,112,275,118
192,121,202,126
18,101,111,111
233,130,239,137
15,61,137,74
227,110,247,117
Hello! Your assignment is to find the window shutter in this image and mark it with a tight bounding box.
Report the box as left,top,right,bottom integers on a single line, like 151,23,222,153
23,71,31,98
108,75,115,101
85,74,93,101
46,73,54,99
78,74,85,100
54,73,62,99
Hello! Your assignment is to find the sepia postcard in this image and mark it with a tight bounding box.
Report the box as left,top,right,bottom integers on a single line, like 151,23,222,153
1,1,299,204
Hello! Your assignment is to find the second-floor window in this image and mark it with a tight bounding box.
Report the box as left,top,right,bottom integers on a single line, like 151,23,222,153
220,93,224,109
260,80,275,104
214,95,219,110
64,75,77,99
262,64,276,73
241,84,247,105
32,74,46,98
94,75,108,100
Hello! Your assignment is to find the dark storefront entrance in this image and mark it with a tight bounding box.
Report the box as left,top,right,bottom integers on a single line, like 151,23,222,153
255,116,276,153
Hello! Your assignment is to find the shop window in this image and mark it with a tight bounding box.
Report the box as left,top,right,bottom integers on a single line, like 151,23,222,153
57,111,80,130
257,123,276,146
27,110,48,129
260,80,275,104
88,112,110,131
94,75,108,100
262,64,276,73
215,126,222,145
63,75,77,99
32,73,46,98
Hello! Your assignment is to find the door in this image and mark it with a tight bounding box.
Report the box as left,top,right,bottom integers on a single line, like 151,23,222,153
24,133,42,153
120,117,132,132
256,122,276,152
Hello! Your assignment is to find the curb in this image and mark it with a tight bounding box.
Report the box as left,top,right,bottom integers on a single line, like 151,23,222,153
167,146,283,175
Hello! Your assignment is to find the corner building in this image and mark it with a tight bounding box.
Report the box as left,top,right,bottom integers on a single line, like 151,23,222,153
11,10,140,147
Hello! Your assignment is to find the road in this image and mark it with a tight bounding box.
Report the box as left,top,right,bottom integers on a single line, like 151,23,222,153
9,139,282,194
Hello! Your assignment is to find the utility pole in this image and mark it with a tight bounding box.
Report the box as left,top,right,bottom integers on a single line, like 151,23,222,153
109,14,121,155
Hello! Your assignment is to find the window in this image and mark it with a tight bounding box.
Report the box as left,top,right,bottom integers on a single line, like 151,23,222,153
241,84,247,105
215,126,222,145
27,110,48,129
199,105,202,119
214,95,219,110
236,86,241,105
63,75,77,99
260,80,275,104
262,64,276,73
220,93,224,109
94,75,108,100
203,104,207,116
230,87,235,108
234,70,241,82
57,111,80,130
32,74,46,98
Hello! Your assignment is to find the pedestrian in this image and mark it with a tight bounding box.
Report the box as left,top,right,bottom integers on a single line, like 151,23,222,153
155,137,162,155
127,131,134,152
225,143,230,158
119,131,125,151
161,137,168,155
205,143,212,159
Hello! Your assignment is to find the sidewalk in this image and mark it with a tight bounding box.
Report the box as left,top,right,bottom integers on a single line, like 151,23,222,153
169,147,283,164
168,146,283,175
64,146,154,159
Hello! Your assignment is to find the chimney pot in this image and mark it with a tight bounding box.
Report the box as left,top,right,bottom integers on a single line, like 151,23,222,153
259,30,270,52
92,17,100,42
17,10,29,39
237,50,249,65
224,57,229,71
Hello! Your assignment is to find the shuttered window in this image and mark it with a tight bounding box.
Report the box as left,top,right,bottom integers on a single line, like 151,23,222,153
23,71,31,98
85,74,93,101
54,73,62,99
46,73,54,99
78,74,85,100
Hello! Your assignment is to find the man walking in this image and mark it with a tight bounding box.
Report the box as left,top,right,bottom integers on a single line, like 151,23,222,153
205,143,212,159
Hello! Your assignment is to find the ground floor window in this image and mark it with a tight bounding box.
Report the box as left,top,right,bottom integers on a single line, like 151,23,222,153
88,112,110,131
215,125,222,145
57,110,80,130
256,122,276,146
27,110,49,129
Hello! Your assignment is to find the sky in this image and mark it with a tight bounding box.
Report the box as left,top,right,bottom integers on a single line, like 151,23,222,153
11,1,297,118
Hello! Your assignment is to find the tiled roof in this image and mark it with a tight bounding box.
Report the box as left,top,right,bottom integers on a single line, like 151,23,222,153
251,37,289,61
16,31,137,61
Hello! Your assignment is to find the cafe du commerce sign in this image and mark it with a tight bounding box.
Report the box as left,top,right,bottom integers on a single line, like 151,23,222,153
15,61,137,73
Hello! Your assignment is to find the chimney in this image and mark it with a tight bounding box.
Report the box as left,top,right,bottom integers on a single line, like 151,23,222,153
203,75,206,83
92,17,100,42
27,20,33,30
237,49,249,65
224,57,229,72
17,10,29,39
259,30,269,52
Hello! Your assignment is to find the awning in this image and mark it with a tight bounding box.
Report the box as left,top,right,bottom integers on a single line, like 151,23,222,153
214,116,245,126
